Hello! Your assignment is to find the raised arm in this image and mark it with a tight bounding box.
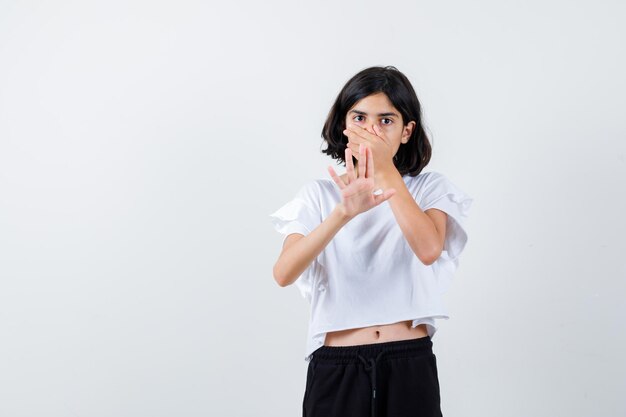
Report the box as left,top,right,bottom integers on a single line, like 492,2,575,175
272,144,396,287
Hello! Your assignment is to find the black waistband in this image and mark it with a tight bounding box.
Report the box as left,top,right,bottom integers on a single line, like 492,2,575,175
312,335,433,364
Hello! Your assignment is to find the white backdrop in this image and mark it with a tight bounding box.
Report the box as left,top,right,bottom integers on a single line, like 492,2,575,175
1,1,624,416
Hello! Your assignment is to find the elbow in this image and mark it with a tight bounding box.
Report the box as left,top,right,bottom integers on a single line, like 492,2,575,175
420,246,443,266
272,263,290,287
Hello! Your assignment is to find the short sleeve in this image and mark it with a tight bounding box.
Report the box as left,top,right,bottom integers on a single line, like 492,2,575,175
419,172,473,265
269,180,322,300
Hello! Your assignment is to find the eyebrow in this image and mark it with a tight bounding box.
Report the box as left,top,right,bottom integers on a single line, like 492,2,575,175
348,109,399,118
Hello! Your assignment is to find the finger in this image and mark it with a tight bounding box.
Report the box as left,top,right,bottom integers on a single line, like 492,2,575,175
383,188,396,200
347,142,360,160
358,143,366,178
366,145,374,179
348,123,381,144
327,165,346,189
345,147,356,183
356,123,391,148
346,125,373,148
374,188,397,205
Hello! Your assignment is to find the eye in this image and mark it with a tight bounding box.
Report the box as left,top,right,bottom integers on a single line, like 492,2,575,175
353,115,364,122
381,118,393,125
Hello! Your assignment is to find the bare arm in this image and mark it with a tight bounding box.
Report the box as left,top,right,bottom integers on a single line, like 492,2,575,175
272,204,353,287
273,143,396,287
377,168,447,266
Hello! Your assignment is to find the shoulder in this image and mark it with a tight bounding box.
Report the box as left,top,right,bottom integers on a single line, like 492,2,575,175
402,170,435,195
406,170,472,205
419,171,473,212
422,170,446,184
299,178,329,194
308,177,339,194
420,170,460,191
293,178,332,206
294,178,319,200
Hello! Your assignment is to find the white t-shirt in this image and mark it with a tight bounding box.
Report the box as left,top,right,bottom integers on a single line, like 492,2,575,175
269,170,473,362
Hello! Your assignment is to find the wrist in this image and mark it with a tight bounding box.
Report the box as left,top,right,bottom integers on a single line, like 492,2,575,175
333,203,354,223
375,166,401,188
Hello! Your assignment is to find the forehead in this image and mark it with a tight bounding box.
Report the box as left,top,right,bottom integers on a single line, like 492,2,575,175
348,92,397,113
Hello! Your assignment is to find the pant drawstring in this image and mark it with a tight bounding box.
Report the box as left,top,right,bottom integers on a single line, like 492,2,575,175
357,350,386,417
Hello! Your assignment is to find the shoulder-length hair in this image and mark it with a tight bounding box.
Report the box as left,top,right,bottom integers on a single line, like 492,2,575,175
321,65,432,177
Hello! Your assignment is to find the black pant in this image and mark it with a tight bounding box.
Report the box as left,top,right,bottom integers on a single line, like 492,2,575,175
303,335,443,417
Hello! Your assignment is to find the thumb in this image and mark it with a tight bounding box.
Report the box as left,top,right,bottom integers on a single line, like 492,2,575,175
374,188,396,205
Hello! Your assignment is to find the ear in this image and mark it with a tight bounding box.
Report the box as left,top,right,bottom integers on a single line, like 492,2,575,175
402,121,416,143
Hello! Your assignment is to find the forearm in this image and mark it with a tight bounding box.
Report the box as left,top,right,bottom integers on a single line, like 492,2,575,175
274,205,352,287
377,169,441,264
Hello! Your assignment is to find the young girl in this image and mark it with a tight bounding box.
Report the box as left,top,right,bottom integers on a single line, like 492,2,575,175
269,66,473,417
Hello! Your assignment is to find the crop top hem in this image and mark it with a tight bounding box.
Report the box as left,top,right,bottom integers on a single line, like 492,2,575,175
304,314,449,362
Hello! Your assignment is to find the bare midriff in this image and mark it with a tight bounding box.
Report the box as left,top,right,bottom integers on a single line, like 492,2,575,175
324,320,428,346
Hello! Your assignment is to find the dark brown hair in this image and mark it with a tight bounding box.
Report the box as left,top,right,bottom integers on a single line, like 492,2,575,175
321,65,432,177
